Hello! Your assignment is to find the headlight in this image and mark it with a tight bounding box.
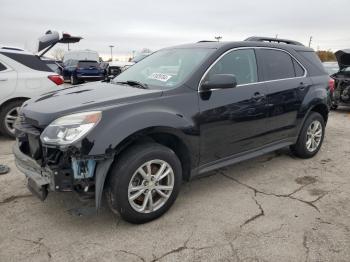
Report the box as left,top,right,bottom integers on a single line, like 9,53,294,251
40,111,102,145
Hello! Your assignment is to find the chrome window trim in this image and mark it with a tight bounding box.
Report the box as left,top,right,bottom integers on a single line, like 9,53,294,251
198,46,308,92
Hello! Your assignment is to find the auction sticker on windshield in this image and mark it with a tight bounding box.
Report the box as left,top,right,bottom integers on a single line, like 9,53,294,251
148,73,172,82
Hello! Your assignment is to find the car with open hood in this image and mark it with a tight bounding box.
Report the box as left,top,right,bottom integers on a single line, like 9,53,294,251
0,31,81,138
330,49,350,109
13,37,331,223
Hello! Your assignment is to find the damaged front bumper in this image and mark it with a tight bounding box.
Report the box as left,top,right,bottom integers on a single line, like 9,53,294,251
13,141,114,210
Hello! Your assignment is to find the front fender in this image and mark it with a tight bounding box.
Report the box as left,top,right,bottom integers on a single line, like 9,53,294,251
85,104,199,157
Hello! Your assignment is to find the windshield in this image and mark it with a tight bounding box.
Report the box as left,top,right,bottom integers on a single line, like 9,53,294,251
113,48,213,89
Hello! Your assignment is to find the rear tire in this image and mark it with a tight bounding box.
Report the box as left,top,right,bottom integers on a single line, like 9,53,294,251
331,104,338,110
0,100,25,138
106,143,182,224
290,112,325,159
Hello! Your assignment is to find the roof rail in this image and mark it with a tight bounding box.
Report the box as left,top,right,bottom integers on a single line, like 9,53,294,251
197,40,217,43
0,46,25,51
245,36,304,46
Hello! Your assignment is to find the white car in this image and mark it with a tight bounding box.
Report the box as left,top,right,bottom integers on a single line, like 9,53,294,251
0,30,82,137
0,47,64,137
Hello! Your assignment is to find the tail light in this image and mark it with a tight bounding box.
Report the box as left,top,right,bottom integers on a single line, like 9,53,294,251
328,78,335,94
48,75,64,85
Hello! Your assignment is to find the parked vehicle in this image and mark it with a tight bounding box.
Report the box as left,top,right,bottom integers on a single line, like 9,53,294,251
108,61,134,77
323,62,339,76
14,37,331,223
62,60,105,84
131,52,151,63
63,50,99,63
0,47,64,137
42,58,63,75
329,49,350,109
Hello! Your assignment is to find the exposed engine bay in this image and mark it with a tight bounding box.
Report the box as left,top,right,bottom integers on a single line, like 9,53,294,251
333,74,350,105
331,49,350,108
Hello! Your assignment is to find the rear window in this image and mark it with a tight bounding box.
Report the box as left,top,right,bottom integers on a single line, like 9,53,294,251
298,51,325,72
259,49,295,81
78,61,99,67
0,52,52,72
0,62,7,71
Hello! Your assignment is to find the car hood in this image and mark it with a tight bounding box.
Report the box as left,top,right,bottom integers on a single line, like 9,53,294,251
21,82,163,127
335,49,350,70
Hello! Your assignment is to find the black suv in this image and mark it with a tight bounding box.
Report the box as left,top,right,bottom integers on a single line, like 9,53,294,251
13,37,331,223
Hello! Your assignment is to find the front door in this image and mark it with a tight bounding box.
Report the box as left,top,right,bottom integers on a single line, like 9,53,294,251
198,49,269,165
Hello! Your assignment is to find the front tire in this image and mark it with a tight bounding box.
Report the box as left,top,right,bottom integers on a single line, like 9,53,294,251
0,100,24,138
106,143,182,224
70,74,78,85
290,112,325,159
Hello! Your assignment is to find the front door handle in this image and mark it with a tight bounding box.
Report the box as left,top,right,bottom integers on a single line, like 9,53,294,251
0,78,8,81
252,92,266,101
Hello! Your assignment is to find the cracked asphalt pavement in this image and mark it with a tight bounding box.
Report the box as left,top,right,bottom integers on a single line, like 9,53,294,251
1,108,350,262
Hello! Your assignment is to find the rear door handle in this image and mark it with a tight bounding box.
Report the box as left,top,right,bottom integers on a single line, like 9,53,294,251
299,82,310,90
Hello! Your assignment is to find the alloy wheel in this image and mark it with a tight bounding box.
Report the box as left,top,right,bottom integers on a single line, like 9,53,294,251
306,120,322,152
4,107,20,135
128,159,175,213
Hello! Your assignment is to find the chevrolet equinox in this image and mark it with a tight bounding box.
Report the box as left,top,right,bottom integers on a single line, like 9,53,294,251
14,37,331,223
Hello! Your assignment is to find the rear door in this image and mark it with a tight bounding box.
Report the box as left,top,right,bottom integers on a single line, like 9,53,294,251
256,48,310,143
198,48,269,165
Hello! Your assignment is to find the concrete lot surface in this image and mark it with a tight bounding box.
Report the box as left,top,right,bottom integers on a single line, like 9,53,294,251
0,109,350,262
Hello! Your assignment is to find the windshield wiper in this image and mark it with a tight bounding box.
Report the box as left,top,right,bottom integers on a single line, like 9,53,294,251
115,80,148,89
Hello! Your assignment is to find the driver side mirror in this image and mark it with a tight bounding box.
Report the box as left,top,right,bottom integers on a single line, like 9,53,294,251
201,74,237,91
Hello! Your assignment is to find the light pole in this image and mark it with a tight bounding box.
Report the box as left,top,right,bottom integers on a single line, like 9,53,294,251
109,45,114,61
214,36,223,42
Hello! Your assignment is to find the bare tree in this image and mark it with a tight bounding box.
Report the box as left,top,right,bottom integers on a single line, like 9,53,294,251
51,48,65,61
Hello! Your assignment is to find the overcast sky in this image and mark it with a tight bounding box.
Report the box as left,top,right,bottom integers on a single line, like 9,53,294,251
1,0,349,60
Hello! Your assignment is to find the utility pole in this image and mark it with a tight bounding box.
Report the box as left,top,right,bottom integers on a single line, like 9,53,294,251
308,36,313,48
109,45,114,61
214,36,223,42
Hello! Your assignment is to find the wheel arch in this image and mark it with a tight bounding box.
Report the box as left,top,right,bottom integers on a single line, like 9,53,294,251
112,126,194,182
0,96,29,110
310,103,329,123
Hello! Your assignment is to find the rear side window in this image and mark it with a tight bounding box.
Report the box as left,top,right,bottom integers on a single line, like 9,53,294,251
0,52,52,72
206,49,258,85
259,49,295,81
293,60,305,77
0,62,7,71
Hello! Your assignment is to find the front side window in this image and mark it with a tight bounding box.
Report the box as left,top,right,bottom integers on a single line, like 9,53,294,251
260,49,296,81
113,48,214,90
205,49,258,85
